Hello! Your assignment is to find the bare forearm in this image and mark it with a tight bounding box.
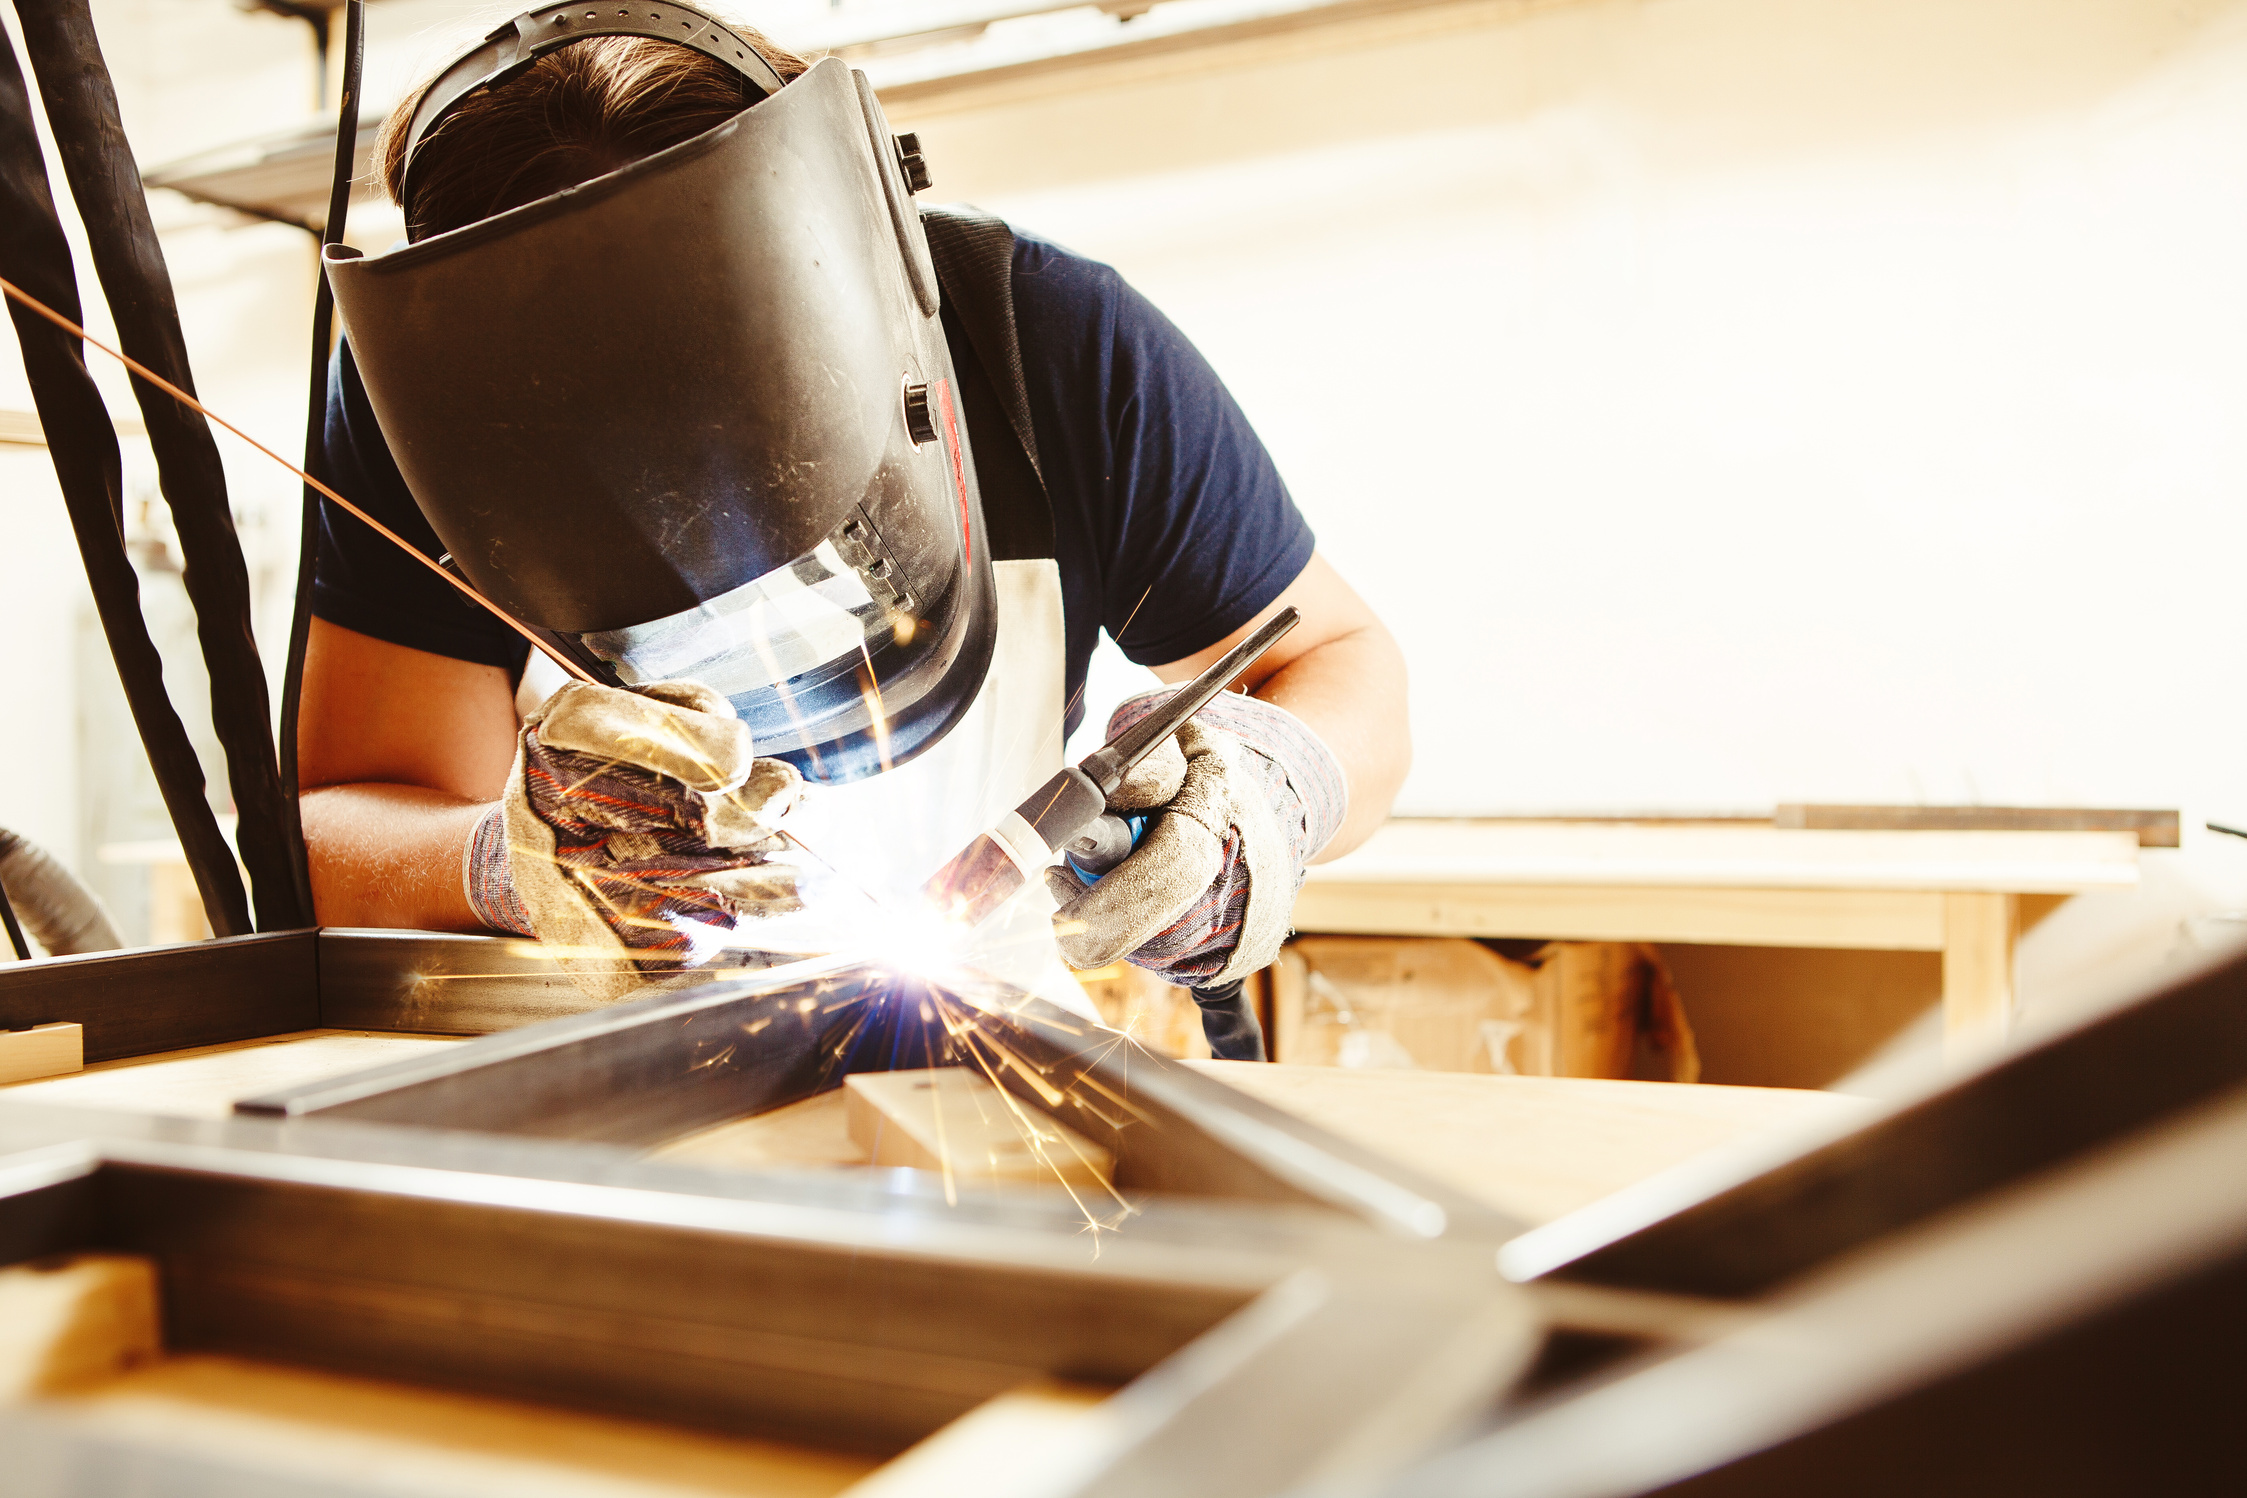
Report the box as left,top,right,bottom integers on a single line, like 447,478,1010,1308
301,784,491,931
1252,621,1410,860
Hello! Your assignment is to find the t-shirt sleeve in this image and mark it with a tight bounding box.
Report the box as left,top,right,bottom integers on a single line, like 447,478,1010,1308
312,341,532,677
1011,235,1315,669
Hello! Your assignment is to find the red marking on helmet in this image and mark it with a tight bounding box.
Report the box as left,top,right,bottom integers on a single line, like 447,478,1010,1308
937,378,970,553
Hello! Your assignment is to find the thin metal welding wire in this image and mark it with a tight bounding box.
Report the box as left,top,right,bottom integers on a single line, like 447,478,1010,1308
0,276,597,685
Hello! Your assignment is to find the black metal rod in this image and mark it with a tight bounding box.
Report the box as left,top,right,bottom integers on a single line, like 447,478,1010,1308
0,871,29,962
1080,607,1299,794
278,0,366,923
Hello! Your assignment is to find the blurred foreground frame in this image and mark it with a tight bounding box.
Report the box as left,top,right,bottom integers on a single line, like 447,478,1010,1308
0,930,2245,1493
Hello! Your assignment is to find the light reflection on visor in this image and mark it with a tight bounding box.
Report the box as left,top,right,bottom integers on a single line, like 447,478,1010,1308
583,533,891,695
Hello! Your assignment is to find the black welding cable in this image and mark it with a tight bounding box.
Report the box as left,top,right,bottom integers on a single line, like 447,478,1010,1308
278,0,366,923
0,19,253,939
15,0,305,930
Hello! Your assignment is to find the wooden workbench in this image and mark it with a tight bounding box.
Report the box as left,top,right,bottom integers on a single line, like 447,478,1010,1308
1295,819,2142,1056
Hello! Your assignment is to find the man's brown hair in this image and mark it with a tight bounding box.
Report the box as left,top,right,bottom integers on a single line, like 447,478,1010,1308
379,19,809,241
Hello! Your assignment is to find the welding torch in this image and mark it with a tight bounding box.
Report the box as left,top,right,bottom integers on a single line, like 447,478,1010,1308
922,607,1300,929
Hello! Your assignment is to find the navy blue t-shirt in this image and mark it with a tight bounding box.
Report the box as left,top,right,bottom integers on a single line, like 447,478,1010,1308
313,229,1314,734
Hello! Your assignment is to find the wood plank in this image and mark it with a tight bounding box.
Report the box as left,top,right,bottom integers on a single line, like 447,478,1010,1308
0,1255,161,1399
845,1069,1114,1190
651,1091,869,1171
36,1353,876,1497
0,931,317,1063
1942,892,2019,1060
1777,804,2180,847
842,1382,1112,1498
0,1031,464,1118
1190,1062,1867,1226
0,1023,81,1084
1302,820,2141,893
1292,883,1949,950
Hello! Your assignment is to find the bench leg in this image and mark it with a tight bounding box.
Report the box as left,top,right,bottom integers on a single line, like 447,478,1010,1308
1942,892,2018,1061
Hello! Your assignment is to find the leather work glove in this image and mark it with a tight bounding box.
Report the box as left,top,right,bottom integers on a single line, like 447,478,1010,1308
465,679,805,1001
1045,689,1348,986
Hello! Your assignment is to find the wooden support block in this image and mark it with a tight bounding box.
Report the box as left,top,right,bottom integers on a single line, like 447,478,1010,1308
1942,892,2019,1062
0,1022,82,1084
843,1381,1112,1498
845,1069,1113,1190
0,1254,162,1399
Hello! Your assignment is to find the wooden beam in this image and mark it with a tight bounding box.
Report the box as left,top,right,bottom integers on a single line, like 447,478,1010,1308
1942,893,2019,1061
1779,805,2179,848
0,1023,81,1085
0,1255,161,1399
1292,883,1949,951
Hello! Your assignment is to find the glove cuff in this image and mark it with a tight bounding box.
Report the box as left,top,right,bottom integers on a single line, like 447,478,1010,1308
1107,688,1349,866
463,804,534,936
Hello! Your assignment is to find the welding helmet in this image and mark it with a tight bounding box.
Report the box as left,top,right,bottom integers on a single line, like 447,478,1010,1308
324,5,990,784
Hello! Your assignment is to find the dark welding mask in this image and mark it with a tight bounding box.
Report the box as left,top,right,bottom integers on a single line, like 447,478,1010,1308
324,5,990,784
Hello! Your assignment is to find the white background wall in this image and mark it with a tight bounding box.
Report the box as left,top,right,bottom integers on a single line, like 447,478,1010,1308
899,0,2247,828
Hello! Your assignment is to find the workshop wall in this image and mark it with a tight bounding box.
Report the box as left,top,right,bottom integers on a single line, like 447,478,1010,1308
898,0,2247,834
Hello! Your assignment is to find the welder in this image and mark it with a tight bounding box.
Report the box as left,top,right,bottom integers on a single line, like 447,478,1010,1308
296,2,1408,1056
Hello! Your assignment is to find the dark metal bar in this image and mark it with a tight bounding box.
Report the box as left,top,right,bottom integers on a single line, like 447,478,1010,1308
241,957,952,1144
313,928,606,1034
0,866,29,961
1508,941,2247,1297
1376,1083,2247,1498
276,0,366,921
0,930,317,1062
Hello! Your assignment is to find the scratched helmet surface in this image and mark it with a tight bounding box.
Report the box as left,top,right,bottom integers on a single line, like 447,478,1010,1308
326,20,992,785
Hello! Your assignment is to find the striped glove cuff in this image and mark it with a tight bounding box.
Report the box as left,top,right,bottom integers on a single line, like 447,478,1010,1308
463,803,534,936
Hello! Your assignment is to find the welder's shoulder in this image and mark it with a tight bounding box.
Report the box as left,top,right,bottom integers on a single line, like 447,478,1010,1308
1004,226,1205,381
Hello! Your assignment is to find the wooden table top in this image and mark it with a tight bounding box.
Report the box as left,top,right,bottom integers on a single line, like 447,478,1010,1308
1191,1061,1868,1225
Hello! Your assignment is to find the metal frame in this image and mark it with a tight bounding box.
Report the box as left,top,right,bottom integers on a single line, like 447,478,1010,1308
0,1105,1536,1496
12,931,2247,1493
234,947,1517,1237
1360,938,2247,1496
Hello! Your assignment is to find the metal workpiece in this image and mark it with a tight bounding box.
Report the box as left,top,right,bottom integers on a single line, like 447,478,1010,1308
1372,1084,2247,1498
236,956,947,1144
232,953,1520,1239
0,1105,1538,1497
1500,930,2247,1298
0,928,319,1062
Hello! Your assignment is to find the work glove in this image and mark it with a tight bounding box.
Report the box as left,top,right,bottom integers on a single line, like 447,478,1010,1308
1045,689,1347,986
465,679,805,1001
